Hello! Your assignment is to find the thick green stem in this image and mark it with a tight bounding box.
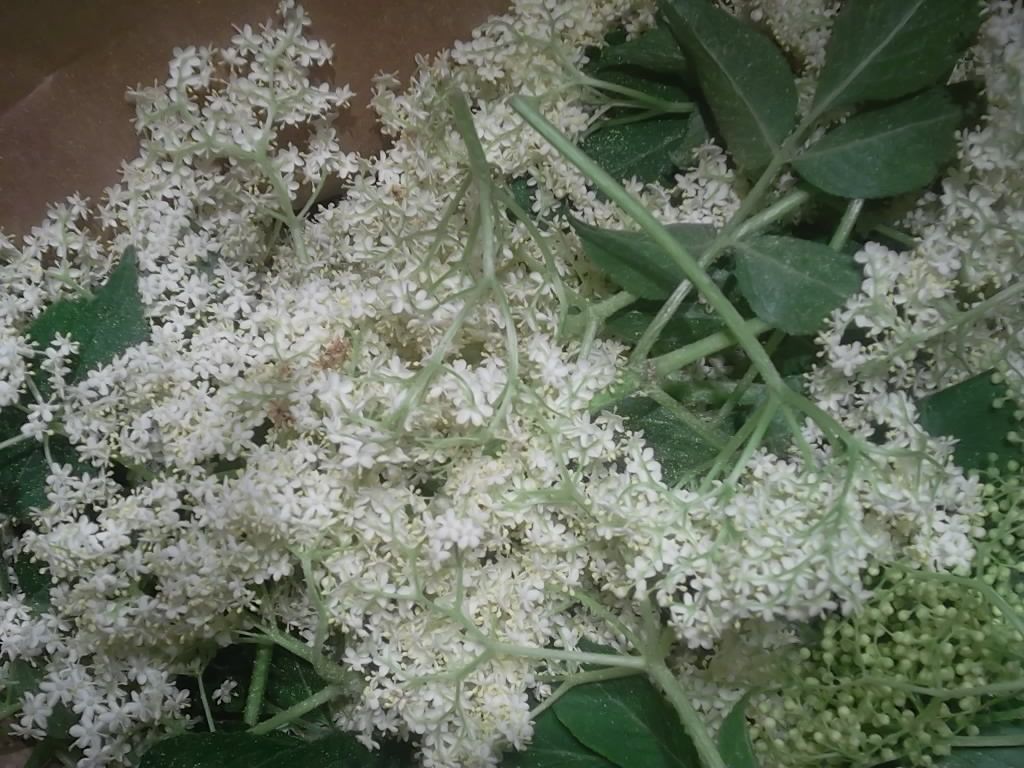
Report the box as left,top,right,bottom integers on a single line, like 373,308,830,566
647,659,727,768
491,642,647,670
243,645,273,727
511,97,786,395
247,684,345,735
732,188,812,241
565,290,637,336
258,624,356,687
652,319,772,378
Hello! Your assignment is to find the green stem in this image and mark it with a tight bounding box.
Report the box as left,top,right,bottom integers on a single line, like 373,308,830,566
647,388,728,451
531,667,641,719
716,330,786,424
732,188,812,241
0,432,32,453
647,659,728,768
565,290,637,336
856,677,1024,699
491,642,647,670
830,198,864,250
725,395,781,485
509,98,786,394
247,684,345,735
257,624,355,686
449,91,498,281
243,645,273,727
951,735,1024,748
582,76,694,115
197,672,216,733
652,319,772,379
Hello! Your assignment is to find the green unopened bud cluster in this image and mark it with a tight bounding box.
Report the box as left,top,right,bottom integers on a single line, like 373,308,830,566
749,463,1024,767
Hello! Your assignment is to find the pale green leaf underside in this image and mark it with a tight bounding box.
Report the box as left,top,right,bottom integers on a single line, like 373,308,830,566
795,88,962,198
734,235,861,335
813,0,981,114
660,0,796,172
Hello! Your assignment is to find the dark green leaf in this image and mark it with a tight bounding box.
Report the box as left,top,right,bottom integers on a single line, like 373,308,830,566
283,731,414,767
139,730,411,768
936,747,1024,767
918,371,1017,471
794,89,961,198
0,433,88,520
613,396,721,485
265,651,329,724
604,306,724,356
591,24,688,77
659,0,796,172
13,554,52,612
594,68,692,107
138,732,301,768
554,675,700,768
572,219,715,300
580,115,693,184
28,247,149,390
668,111,709,171
718,695,761,768
733,235,861,335
813,0,982,114
504,710,618,768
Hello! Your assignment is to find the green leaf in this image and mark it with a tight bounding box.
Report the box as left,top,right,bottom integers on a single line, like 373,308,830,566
28,247,149,389
794,89,962,198
139,730,412,768
936,746,1024,767
591,24,689,77
668,111,709,171
572,219,715,300
580,115,693,185
265,651,329,723
718,695,761,768
13,554,52,612
604,306,724,356
554,675,700,768
918,371,1017,471
659,0,796,172
733,235,861,335
613,396,721,486
0,432,88,520
139,732,301,768
504,710,618,768
813,0,982,114
594,69,692,107
282,732,414,767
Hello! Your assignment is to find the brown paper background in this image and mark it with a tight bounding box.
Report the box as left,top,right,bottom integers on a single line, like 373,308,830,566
0,0,510,240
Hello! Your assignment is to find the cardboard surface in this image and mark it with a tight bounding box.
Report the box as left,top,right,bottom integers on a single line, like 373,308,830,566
0,0,510,239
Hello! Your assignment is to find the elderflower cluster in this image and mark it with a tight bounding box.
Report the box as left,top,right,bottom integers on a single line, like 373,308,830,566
812,1,1024,412
0,1,1014,766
